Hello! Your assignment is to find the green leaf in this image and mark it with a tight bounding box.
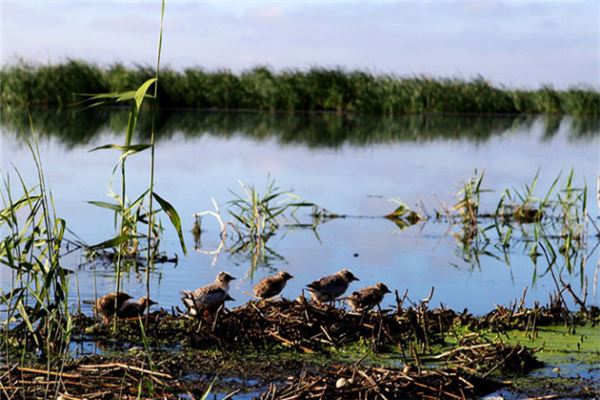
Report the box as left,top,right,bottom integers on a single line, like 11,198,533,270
87,201,121,212
86,234,139,251
134,78,157,111
16,301,34,333
89,144,152,153
153,192,187,255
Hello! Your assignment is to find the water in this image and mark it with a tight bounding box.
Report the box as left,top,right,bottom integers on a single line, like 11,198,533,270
1,110,598,318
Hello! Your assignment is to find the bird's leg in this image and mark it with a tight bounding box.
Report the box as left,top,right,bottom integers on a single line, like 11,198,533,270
212,305,224,332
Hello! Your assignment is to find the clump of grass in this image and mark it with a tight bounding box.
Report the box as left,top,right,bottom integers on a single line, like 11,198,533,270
384,198,424,230
194,178,314,271
0,137,73,378
2,62,599,115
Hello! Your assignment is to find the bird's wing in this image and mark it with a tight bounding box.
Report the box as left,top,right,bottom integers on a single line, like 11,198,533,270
307,274,337,290
253,277,270,296
194,287,227,308
191,282,220,298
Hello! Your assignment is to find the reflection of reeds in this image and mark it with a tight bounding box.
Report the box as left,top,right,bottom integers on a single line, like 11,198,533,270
2,62,599,115
383,170,594,276
3,109,598,148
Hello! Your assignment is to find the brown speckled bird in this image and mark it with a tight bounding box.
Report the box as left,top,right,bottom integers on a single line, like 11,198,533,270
346,283,391,311
306,269,359,303
94,292,157,324
180,272,236,316
253,271,293,300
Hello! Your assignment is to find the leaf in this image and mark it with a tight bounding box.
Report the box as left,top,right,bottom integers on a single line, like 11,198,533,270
86,234,139,251
89,144,152,153
134,78,157,111
87,201,121,212
16,301,34,333
153,192,187,255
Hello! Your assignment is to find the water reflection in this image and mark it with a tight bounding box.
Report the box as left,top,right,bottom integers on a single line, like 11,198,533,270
2,108,598,148
0,109,598,316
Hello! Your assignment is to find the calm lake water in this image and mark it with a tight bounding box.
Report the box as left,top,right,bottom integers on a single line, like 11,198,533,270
1,110,598,316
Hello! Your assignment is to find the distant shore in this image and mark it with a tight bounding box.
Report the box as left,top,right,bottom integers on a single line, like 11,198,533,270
1,60,598,115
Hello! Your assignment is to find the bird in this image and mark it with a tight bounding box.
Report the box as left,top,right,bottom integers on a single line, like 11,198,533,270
346,282,391,311
180,271,236,316
94,292,157,324
306,269,359,303
253,271,293,300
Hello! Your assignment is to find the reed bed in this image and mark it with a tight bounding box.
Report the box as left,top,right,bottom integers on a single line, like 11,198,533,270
2,61,599,115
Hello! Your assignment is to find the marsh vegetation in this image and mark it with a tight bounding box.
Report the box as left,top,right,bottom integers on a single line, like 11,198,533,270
1,4,599,399
2,61,599,115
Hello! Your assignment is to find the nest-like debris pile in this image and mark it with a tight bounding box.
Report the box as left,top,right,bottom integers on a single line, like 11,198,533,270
73,297,463,353
0,361,206,400
73,289,593,355
259,363,502,400
431,334,543,376
3,346,533,400
476,288,599,332
191,298,411,352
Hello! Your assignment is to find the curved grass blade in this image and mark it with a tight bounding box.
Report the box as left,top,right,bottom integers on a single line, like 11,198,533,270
153,192,187,255
86,233,139,251
89,144,152,153
87,201,121,212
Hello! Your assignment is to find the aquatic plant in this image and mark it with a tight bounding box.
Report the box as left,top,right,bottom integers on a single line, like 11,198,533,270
81,1,186,329
194,178,315,272
0,137,73,394
2,62,599,115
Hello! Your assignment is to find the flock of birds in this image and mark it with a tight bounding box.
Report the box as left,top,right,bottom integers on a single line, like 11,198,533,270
95,269,391,324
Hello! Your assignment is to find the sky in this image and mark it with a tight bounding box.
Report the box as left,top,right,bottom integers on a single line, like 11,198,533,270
1,1,599,88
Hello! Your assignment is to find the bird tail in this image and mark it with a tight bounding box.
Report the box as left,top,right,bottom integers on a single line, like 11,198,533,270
180,291,196,315
306,283,319,291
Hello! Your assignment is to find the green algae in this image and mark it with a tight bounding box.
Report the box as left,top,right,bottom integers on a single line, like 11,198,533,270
496,324,600,367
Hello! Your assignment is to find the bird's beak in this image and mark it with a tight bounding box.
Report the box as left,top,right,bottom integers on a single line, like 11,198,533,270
150,300,158,305
354,277,360,281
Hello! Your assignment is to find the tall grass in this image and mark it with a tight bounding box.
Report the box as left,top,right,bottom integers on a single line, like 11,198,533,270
0,136,73,400
1,62,598,115
83,0,186,328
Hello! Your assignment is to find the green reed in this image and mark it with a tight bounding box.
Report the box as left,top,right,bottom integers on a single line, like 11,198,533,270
0,136,73,398
2,63,599,116
82,0,186,328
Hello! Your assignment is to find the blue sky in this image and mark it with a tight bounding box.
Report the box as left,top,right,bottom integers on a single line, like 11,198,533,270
1,1,598,88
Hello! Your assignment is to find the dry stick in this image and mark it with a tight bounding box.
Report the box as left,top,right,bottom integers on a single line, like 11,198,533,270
397,339,409,365
15,367,81,380
357,370,388,400
351,350,372,381
519,287,528,310
77,363,172,379
411,380,463,400
559,276,588,312
410,344,422,374
431,343,492,360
